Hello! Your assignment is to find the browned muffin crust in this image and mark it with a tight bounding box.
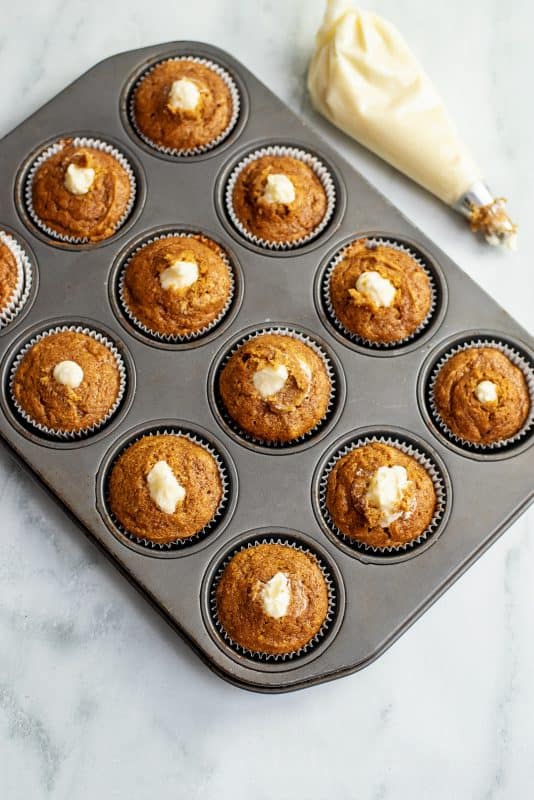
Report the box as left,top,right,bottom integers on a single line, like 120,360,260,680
122,234,232,336
232,155,327,243
326,443,436,549
218,333,331,443
108,434,222,543
0,238,19,314
12,331,121,432
133,59,233,151
31,142,132,242
433,347,530,444
216,543,329,655
329,240,432,343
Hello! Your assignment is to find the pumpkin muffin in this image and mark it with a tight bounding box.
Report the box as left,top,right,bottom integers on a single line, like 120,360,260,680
108,434,222,543
215,542,329,655
218,333,331,443
0,236,21,317
231,154,328,243
432,347,530,444
329,239,432,343
326,442,436,549
30,141,133,242
121,234,232,337
132,59,235,152
11,330,122,433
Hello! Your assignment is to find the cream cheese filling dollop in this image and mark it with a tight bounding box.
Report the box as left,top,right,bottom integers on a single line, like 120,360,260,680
475,379,498,405
159,258,199,291
366,464,410,527
263,174,296,205
168,78,201,112
146,460,186,514
52,360,84,388
308,0,481,207
64,162,95,195
260,571,291,618
253,364,289,398
355,271,396,308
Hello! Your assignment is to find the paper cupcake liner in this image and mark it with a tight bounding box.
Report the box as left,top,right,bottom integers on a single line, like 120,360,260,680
208,536,338,662
317,433,448,556
321,237,438,350
9,325,127,440
128,56,241,157
24,137,137,244
104,426,231,551
225,145,337,250
214,325,338,449
117,231,236,343
0,231,33,329
427,337,534,453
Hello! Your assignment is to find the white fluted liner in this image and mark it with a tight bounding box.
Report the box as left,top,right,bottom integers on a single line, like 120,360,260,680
428,337,534,452
225,145,337,250
322,237,438,349
104,427,230,550
117,231,235,342
215,325,338,448
209,536,337,662
24,137,137,244
129,56,241,157
0,231,33,328
318,434,448,555
9,325,127,439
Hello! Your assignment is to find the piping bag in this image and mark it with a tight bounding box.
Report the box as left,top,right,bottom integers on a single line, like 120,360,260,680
308,0,517,249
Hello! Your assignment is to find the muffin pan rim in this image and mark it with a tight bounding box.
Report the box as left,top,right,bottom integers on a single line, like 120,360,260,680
417,329,534,461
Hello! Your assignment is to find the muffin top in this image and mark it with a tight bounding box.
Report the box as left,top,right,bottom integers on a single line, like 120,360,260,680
326,442,436,549
329,240,432,343
215,542,329,655
231,154,328,243
108,434,222,543
12,330,121,433
218,333,331,443
122,234,232,337
133,59,234,151
433,347,530,444
0,237,20,314
30,142,132,242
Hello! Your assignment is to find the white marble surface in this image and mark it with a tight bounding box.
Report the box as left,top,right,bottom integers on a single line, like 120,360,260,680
1,1,533,797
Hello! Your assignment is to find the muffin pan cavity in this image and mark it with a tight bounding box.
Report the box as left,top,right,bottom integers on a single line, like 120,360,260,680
315,233,447,356
313,427,452,564
96,420,238,557
0,226,37,333
0,42,532,692
1,318,135,448
208,323,346,453
110,225,244,349
201,528,344,670
419,331,534,460
16,134,145,250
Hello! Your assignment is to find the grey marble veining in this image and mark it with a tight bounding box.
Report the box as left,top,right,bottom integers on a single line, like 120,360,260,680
1,1,533,797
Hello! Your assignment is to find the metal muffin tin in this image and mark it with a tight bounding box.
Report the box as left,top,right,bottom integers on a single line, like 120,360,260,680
0,41,533,693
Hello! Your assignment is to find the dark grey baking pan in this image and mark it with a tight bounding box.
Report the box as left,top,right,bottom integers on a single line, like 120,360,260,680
0,41,532,693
